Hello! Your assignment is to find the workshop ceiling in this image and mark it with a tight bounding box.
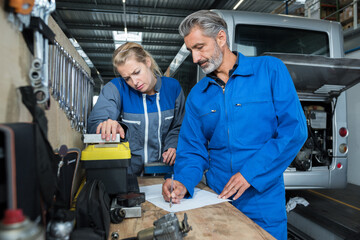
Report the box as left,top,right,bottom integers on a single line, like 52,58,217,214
52,0,304,95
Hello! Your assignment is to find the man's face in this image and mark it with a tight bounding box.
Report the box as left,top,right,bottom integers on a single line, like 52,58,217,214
184,26,223,74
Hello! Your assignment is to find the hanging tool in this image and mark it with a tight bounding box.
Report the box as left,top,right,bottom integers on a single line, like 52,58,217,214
27,0,56,108
8,0,34,14
6,0,34,31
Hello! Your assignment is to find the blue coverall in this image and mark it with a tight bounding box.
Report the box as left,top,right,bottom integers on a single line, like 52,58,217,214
174,53,307,240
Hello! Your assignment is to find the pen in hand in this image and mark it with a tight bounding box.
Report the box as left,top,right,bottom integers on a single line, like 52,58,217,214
170,174,173,208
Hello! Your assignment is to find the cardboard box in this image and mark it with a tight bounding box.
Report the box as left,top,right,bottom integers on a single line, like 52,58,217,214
343,22,353,30
340,11,345,22
339,0,353,7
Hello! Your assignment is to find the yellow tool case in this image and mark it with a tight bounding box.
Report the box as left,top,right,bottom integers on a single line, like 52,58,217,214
81,142,131,195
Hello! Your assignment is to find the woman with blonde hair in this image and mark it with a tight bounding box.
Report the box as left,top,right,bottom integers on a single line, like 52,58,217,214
88,42,185,175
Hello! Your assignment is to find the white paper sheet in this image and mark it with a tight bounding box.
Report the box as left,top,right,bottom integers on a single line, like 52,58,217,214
139,184,230,213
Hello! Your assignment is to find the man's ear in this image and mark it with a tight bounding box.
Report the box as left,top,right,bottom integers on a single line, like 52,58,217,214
216,30,227,48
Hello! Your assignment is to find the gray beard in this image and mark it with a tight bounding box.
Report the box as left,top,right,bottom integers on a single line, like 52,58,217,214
201,45,223,74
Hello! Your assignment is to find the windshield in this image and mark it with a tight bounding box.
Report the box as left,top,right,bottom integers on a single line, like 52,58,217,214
234,24,330,57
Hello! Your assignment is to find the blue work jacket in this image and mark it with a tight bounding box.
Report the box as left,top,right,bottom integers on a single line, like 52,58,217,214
88,76,185,175
174,53,307,240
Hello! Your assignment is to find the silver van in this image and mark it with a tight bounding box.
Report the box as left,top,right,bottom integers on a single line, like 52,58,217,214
208,10,360,189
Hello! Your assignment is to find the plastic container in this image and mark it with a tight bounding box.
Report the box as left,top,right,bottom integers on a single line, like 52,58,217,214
81,143,131,195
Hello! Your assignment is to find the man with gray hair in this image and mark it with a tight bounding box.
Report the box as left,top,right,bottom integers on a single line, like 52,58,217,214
162,10,307,240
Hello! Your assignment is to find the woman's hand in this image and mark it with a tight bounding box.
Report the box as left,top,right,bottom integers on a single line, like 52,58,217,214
96,119,125,141
162,148,176,165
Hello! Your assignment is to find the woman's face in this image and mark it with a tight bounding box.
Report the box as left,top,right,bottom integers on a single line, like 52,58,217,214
116,56,157,95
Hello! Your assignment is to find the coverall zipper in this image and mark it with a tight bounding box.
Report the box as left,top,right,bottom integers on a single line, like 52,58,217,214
222,85,232,173
142,94,149,164
156,93,162,160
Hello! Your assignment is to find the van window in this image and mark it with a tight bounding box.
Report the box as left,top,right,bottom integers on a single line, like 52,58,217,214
234,24,330,57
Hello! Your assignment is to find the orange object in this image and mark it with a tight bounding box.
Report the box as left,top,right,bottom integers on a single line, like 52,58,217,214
8,0,34,15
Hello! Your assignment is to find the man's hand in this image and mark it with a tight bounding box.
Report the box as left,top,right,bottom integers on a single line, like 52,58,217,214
218,172,250,201
162,148,176,165
96,119,125,141
162,178,187,204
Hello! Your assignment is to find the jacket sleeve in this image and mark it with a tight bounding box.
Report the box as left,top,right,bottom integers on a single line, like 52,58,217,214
173,95,210,197
164,88,186,151
87,82,122,134
240,57,308,193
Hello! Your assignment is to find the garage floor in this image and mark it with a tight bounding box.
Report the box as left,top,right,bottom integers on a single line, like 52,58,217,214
287,184,360,240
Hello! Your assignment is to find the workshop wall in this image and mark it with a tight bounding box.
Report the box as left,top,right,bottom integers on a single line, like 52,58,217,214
0,2,87,151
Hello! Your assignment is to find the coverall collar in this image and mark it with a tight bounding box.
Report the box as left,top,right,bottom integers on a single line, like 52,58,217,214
154,75,162,93
201,52,254,92
232,52,255,77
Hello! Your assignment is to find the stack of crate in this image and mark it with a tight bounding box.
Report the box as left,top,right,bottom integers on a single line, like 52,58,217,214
305,0,337,20
305,0,359,30
292,6,305,16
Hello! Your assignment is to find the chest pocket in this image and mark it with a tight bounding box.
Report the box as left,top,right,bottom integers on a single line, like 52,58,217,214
122,118,142,151
198,103,220,141
232,98,276,146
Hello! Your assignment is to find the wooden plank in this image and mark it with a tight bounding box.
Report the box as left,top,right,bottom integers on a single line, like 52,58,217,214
109,177,275,239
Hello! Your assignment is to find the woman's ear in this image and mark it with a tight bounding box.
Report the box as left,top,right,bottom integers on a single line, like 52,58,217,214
146,57,152,68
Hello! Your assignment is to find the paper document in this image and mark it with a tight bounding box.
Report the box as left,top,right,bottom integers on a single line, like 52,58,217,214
139,184,230,213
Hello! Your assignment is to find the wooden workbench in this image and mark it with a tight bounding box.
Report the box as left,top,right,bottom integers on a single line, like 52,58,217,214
109,177,275,239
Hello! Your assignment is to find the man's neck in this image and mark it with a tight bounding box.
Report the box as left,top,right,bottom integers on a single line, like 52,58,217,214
214,50,237,84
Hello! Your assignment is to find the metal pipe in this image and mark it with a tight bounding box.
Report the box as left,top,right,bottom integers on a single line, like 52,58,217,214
123,0,127,37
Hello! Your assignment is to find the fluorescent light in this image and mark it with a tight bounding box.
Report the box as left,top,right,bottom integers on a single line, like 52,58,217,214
112,31,143,49
69,38,80,48
233,0,244,10
69,38,94,68
122,0,125,3
167,43,190,77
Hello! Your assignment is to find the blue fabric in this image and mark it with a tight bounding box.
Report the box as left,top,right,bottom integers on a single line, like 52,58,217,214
174,53,307,240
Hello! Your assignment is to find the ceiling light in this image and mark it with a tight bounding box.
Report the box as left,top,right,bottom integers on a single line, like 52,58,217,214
69,38,80,48
69,38,94,68
233,0,244,10
167,44,190,77
113,31,142,49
